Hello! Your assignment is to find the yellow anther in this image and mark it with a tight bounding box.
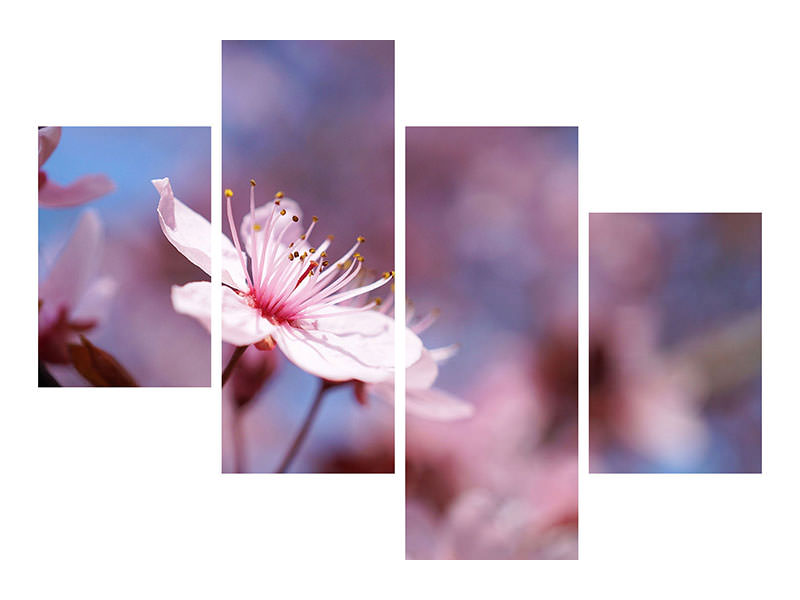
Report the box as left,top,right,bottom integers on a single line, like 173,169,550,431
312,216,319,222
382,271,391,279
300,234,306,240
357,256,364,263
327,234,335,241
357,236,366,243
292,215,299,222
274,199,281,205
309,248,316,254
322,260,329,267
253,224,262,231
275,191,284,199
224,189,233,198
374,297,382,306
250,179,256,186
288,253,294,261
280,209,286,216
320,251,327,257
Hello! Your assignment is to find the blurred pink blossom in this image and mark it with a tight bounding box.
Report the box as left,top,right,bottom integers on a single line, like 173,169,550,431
406,340,578,559
39,210,116,364
589,306,708,470
38,127,115,207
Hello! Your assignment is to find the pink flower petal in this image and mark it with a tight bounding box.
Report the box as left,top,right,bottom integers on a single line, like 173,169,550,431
172,282,272,346
72,276,117,324
406,387,475,421
407,349,438,389
39,210,102,317
171,282,213,334
221,286,275,346
405,322,424,365
38,174,115,207
429,344,459,364
38,127,61,168
273,309,401,382
153,178,247,290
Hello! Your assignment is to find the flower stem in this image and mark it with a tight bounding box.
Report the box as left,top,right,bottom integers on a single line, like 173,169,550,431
276,379,337,473
231,405,246,473
222,345,248,387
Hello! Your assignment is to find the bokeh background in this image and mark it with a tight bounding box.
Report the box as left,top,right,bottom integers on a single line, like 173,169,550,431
590,213,762,473
405,127,578,559
38,126,211,386
221,40,395,473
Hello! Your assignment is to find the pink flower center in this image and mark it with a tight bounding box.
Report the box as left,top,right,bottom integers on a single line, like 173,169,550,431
225,181,393,327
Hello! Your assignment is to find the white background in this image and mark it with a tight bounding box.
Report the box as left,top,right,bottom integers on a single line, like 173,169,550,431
2,1,798,598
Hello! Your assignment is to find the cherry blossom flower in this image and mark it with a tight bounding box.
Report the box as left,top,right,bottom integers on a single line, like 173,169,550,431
38,127,115,207
364,301,474,420
155,177,418,382
39,210,117,364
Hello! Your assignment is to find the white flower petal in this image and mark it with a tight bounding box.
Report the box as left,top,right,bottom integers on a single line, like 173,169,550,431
273,309,398,382
39,210,101,316
366,380,475,421
406,387,475,421
221,286,275,346
153,177,247,290
429,344,459,364
406,349,438,390
406,324,424,369
171,281,213,334
171,281,274,347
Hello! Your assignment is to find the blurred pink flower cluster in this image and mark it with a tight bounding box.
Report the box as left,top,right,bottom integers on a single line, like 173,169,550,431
39,128,211,387
406,338,578,559
38,211,116,366
404,127,579,559
589,213,762,473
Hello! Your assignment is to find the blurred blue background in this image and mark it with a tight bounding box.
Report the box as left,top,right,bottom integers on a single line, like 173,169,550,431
590,212,762,473
406,127,578,394
39,126,211,386
40,127,209,240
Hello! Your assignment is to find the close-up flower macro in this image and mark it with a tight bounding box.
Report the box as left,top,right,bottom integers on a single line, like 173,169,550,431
38,127,211,387
10,8,799,599
220,40,397,473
